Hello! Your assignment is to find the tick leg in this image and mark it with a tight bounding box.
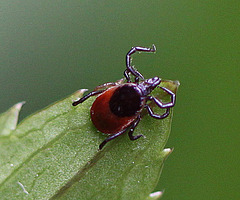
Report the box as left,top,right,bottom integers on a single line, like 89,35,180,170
74,79,125,106
124,68,144,83
128,116,143,140
125,45,156,81
99,127,128,150
145,104,170,119
149,87,176,108
94,79,124,91
72,90,104,106
124,69,131,82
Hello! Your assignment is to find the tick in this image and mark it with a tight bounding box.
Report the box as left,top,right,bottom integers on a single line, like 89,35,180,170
72,45,176,150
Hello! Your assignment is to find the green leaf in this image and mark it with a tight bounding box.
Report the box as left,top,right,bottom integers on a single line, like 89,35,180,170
0,80,179,200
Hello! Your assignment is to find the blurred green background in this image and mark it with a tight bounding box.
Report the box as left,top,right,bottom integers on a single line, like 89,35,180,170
1,0,239,199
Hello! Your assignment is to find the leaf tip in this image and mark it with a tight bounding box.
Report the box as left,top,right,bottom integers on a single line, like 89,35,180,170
76,88,88,94
14,101,26,111
162,80,180,94
72,89,88,101
0,101,26,136
161,148,173,160
148,191,164,199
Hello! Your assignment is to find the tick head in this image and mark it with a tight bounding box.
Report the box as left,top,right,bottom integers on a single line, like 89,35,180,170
139,77,161,96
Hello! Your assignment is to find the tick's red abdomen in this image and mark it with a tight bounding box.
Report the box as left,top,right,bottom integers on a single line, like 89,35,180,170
90,86,138,134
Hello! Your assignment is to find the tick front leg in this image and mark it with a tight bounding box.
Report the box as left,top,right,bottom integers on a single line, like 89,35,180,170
72,90,104,106
148,87,176,109
128,116,143,140
145,104,170,119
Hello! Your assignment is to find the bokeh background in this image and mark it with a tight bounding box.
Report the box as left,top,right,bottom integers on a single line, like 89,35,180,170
1,1,239,199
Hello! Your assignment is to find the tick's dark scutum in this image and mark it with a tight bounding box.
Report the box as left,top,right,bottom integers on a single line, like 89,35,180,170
109,85,142,117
